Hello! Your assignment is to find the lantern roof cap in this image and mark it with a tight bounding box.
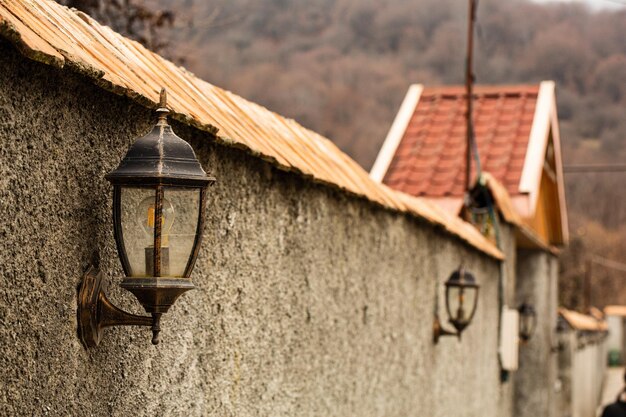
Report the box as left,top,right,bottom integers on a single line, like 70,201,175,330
106,89,215,187
445,266,478,287
519,302,536,315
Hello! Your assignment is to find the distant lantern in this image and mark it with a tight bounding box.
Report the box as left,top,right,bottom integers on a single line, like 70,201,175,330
551,317,569,353
445,266,480,333
518,302,538,343
433,265,480,343
78,88,215,348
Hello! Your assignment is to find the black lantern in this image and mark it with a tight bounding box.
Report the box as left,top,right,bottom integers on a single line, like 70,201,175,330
551,317,569,352
78,88,215,348
433,266,480,343
518,302,537,343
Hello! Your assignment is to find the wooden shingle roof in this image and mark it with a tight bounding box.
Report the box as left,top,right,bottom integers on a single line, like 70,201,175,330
0,0,503,259
604,305,626,317
559,308,608,332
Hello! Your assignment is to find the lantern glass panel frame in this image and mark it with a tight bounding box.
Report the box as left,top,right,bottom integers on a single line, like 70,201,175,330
112,182,208,280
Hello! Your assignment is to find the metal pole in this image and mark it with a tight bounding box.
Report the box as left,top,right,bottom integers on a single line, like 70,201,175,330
465,0,477,192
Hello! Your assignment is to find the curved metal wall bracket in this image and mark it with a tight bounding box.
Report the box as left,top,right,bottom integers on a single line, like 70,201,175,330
77,266,160,348
433,316,460,344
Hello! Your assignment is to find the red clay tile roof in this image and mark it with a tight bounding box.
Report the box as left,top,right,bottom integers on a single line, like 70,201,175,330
383,85,540,198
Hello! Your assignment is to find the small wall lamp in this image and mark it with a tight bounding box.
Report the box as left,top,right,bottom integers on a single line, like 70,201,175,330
551,318,569,353
77,89,215,348
433,266,480,343
518,302,537,343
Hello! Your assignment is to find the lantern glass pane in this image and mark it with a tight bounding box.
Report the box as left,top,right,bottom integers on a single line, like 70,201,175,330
120,187,158,277
446,286,460,321
160,187,201,277
447,285,478,325
463,287,478,321
520,311,536,340
520,316,530,338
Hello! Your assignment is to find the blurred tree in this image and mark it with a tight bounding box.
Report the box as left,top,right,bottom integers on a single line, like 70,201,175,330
521,22,595,93
56,0,175,54
592,55,626,103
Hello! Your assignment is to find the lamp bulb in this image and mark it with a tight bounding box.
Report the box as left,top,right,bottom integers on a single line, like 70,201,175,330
136,195,175,246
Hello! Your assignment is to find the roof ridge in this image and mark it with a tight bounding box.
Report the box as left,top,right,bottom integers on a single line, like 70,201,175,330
421,84,542,98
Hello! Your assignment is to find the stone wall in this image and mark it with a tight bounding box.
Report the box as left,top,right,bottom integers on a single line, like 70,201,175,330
0,39,510,417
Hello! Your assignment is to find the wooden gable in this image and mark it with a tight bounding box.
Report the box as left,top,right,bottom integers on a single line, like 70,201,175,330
525,133,566,246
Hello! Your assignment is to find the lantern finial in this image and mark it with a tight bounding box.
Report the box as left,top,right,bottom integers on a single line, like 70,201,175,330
157,87,169,125
159,87,167,107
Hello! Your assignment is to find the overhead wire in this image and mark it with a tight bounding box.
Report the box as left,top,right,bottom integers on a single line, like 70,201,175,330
591,255,626,274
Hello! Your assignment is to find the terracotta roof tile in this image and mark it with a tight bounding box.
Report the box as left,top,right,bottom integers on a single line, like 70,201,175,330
384,85,539,198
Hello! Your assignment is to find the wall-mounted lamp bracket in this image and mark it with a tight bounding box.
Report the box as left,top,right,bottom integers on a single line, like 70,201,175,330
433,316,460,344
77,266,162,348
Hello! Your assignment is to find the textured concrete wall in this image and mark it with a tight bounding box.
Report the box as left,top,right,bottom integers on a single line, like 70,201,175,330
558,332,608,417
571,338,607,417
495,222,517,417
0,40,509,417
514,250,559,417
557,330,576,417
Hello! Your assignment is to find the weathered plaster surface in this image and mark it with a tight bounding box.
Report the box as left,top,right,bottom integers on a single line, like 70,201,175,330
0,40,509,417
514,250,559,417
497,222,518,417
556,330,607,417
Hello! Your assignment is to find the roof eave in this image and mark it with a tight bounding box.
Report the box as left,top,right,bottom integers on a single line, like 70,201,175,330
518,80,569,245
370,84,423,183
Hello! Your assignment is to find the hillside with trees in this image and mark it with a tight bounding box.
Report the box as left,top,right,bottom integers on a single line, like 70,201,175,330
58,0,626,310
